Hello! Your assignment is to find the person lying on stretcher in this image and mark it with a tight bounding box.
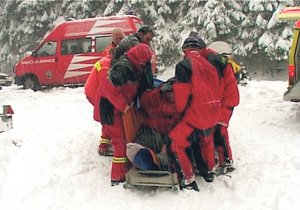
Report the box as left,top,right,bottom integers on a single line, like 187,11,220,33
126,78,181,171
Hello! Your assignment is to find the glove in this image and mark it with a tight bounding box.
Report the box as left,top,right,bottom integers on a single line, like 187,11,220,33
160,82,173,93
207,53,227,77
166,77,177,83
160,77,177,93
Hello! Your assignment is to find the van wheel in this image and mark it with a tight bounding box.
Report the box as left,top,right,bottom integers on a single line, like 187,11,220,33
23,76,41,91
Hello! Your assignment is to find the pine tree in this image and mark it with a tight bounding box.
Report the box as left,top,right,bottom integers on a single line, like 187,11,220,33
239,0,293,60
0,0,58,72
0,0,298,74
151,0,183,66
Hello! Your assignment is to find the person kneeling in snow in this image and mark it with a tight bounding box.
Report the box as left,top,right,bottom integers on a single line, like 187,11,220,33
167,37,222,191
188,32,240,174
213,58,239,172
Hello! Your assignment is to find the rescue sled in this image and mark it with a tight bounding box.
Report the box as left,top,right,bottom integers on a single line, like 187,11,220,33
122,107,180,191
123,167,179,191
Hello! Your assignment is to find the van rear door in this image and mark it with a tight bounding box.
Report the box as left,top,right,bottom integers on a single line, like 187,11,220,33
278,7,300,102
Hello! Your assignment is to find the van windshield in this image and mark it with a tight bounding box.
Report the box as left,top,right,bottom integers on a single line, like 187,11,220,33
36,41,57,56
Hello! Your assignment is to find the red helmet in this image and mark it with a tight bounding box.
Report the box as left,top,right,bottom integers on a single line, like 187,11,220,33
127,43,152,70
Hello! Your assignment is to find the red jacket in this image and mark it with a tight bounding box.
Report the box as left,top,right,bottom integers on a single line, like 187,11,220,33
84,56,111,106
198,47,216,58
140,87,181,135
93,56,128,123
103,42,116,57
173,50,221,129
84,41,117,106
218,64,239,126
109,43,153,100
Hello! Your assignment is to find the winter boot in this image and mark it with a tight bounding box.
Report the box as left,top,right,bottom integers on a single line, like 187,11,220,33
183,181,199,191
221,158,235,174
111,180,124,186
224,158,233,167
202,171,214,182
111,157,129,186
98,137,113,156
181,176,199,192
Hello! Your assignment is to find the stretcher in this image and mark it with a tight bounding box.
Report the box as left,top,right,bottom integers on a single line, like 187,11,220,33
123,167,179,191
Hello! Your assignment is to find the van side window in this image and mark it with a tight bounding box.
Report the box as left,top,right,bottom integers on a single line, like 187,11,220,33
36,41,57,57
61,38,92,55
95,36,111,52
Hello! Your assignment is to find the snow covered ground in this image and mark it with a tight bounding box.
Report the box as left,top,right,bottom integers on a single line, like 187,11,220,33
1,76,300,210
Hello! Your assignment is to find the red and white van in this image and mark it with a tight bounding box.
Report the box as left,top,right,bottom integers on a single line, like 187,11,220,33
13,15,143,90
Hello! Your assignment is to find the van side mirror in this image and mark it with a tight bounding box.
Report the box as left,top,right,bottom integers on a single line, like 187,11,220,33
32,51,37,57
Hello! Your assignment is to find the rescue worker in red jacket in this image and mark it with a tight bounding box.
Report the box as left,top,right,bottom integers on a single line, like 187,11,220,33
110,43,155,98
168,37,222,191
112,25,157,74
105,43,153,185
214,62,239,170
113,25,154,60
189,31,228,75
103,28,126,56
93,54,131,186
85,56,114,156
84,28,125,156
188,31,240,172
